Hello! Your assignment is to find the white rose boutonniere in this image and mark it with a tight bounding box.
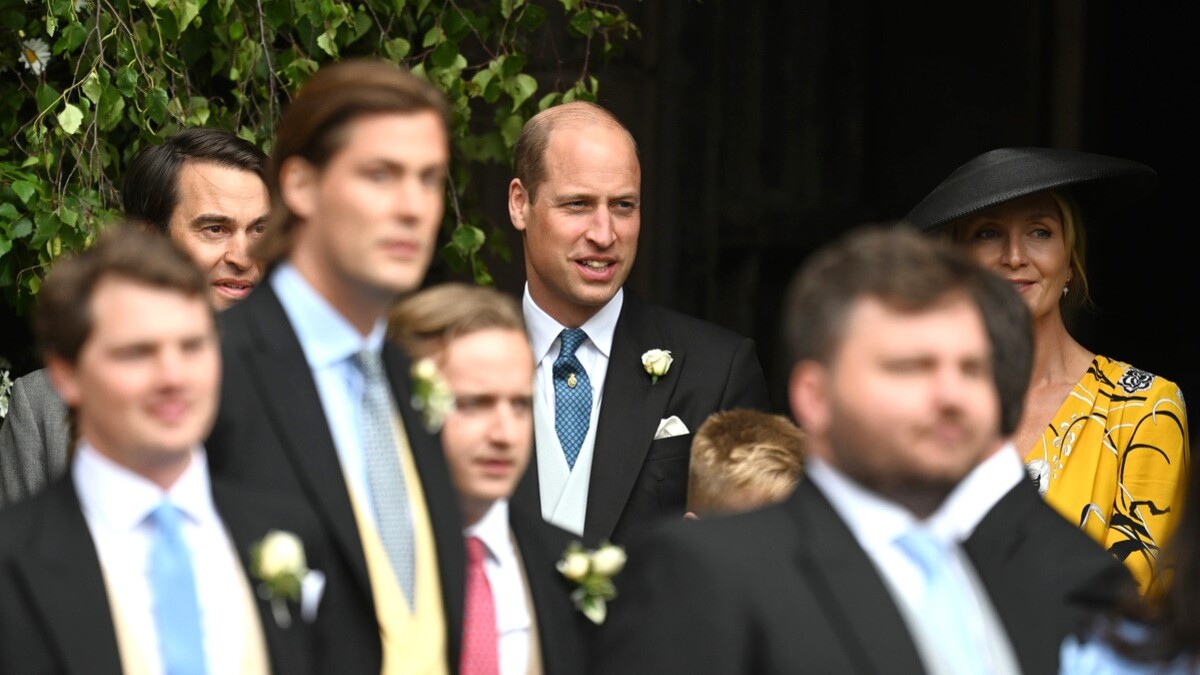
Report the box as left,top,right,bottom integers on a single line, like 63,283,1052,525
557,541,627,625
641,349,673,384
251,530,309,628
410,357,455,433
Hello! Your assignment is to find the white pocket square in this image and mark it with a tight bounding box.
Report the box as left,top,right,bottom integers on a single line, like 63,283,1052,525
654,416,690,440
300,569,326,623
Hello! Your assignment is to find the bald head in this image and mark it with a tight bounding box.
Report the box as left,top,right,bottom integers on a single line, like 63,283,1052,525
512,101,638,204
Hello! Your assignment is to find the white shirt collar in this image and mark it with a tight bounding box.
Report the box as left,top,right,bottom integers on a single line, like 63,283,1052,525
807,442,1024,548
936,441,1026,540
523,284,623,362
271,262,386,368
465,499,515,564
72,442,218,531
806,456,919,552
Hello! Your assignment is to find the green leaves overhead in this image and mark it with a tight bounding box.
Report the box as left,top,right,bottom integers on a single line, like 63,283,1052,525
0,0,638,314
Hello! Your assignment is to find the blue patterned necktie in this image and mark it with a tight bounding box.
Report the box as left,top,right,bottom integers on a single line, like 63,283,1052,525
895,528,987,675
355,348,417,602
148,502,207,675
553,328,592,470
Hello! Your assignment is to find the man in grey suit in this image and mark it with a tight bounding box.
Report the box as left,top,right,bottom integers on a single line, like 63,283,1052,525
0,128,268,507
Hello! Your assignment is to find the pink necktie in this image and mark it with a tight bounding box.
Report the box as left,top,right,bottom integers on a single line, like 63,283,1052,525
460,536,500,675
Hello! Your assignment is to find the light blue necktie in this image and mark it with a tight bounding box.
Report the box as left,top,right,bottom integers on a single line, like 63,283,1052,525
895,528,987,675
355,348,417,602
148,502,207,675
553,328,592,470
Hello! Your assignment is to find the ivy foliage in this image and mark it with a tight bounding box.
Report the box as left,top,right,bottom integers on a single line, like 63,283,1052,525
0,0,638,314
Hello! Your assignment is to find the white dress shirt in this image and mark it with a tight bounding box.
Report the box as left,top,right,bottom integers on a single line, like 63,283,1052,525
74,443,253,675
272,262,389,526
523,285,623,535
465,499,533,675
806,449,1023,675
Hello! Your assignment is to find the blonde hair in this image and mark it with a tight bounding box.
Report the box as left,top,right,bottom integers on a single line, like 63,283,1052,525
687,409,805,516
1048,191,1092,310
388,283,525,359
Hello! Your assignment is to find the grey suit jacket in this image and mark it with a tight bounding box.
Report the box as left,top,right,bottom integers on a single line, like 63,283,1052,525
0,368,70,509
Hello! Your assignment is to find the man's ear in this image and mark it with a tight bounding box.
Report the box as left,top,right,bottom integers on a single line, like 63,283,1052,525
508,178,530,232
789,361,830,437
278,156,318,221
44,354,81,410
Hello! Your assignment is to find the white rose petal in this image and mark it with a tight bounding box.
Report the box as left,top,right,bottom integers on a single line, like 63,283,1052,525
259,530,307,579
412,357,439,381
641,349,673,378
590,545,627,577
557,550,591,581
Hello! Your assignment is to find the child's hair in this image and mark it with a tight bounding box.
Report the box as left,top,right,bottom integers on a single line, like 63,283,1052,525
687,409,805,516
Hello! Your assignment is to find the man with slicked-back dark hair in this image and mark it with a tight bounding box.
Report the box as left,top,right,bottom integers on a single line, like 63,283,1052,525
1,128,268,510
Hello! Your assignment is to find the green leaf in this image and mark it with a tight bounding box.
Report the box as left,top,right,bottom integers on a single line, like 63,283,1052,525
116,66,137,97
316,30,338,57
501,53,526,78
98,87,125,131
10,217,34,238
450,223,485,253
508,73,537,110
58,206,79,228
145,88,169,125
537,92,561,110
82,70,102,104
174,0,202,30
430,41,458,69
229,19,245,41
384,37,411,61
421,25,441,48
499,113,523,148
57,103,84,134
569,9,594,38
36,84,61,115
0,203,18,223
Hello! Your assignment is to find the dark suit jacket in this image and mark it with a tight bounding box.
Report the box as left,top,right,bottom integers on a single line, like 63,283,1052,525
0,368,71,509
596,479,926,674
596,477,1129,674
515,293,771,547
0,475,329,675
964,478,1136,675
509,503,590,675
205,281,465,675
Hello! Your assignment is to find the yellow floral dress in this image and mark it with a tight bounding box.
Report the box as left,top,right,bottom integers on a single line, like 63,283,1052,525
1025,356,1189,596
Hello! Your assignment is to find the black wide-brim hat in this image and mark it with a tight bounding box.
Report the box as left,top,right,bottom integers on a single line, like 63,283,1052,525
905,147,1158,233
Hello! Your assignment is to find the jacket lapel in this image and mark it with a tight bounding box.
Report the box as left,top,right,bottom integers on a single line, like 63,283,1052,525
238,286,373,603
787,481,927,675
14,481,123,675
383,344,466,662
584,295,683,544
212,480,311,675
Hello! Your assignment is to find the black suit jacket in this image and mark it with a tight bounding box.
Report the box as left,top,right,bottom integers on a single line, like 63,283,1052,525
515,293,771,546
205,281,466,674
964,478,1136,675
596,479,927,674
0,475,328,675
597,477,1129,674
508,503,590,675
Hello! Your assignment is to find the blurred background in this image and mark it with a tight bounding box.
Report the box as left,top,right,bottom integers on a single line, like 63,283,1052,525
3,1,1194,434
464,1,1198,426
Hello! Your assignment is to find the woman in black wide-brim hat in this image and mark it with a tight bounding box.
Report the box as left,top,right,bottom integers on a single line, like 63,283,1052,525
907,147,1190,597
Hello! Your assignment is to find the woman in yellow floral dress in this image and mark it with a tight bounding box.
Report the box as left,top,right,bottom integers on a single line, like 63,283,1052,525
907,148,1190,596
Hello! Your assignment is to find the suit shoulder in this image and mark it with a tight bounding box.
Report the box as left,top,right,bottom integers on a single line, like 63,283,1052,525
635,300,752,348
0,480,75,556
